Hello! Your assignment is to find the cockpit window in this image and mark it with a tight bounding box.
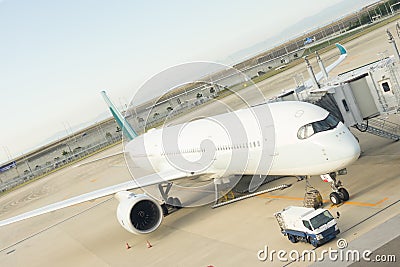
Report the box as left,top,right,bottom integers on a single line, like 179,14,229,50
297,124,314,139
312,114,339,133
297,113,340,139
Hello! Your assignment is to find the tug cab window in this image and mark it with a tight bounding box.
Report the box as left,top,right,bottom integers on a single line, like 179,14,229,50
297,113,340,139
303,220,313,231
310,211,334,229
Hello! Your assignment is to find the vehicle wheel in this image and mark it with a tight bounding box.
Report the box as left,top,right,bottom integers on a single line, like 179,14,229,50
329,192,342,205
338,188,349,201
310,238,319,248
288,234,298,243
173,197,182,209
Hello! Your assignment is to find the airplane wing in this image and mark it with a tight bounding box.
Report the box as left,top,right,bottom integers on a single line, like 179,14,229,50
304,43,347,87
0,169,189,227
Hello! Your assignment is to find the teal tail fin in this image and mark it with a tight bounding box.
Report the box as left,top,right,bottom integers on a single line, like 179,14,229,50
101,91,138,141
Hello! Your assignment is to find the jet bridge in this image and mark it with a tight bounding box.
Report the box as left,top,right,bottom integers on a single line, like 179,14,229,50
272,31,400,141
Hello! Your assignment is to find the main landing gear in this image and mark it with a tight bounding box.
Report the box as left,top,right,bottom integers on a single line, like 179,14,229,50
158,183,182,216
320,170,350,205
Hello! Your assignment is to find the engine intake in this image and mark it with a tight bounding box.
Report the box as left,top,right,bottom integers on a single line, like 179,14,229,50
115,191,163,234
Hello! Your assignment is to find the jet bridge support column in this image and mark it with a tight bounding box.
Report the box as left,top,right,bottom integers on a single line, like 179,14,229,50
316,51,328,81
304,56,320,89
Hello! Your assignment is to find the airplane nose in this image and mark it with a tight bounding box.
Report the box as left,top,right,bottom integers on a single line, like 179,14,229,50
336,124,361,164
346,133,361,161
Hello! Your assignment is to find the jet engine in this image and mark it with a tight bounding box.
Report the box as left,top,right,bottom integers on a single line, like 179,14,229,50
115,191,163,234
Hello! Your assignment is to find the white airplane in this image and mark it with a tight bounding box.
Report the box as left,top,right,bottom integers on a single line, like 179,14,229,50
0,44,359,235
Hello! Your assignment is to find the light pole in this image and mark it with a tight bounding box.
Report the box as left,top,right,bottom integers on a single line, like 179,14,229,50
367,9,372,22
23,155,32,175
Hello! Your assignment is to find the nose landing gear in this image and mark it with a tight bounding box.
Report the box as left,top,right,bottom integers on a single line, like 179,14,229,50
321,171,350,205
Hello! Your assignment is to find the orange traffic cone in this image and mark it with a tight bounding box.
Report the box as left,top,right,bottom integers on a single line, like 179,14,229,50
146,240,152,248
126,242,131,250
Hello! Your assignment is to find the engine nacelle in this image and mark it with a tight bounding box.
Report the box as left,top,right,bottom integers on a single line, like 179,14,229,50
115,191,163,235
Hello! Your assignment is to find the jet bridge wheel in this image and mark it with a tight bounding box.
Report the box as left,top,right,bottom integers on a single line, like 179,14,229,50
329,192,342,205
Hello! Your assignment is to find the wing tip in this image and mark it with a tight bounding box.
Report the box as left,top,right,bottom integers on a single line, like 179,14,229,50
335,43,347,55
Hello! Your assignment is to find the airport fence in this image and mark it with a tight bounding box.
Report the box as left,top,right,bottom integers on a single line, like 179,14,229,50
0,135,122,193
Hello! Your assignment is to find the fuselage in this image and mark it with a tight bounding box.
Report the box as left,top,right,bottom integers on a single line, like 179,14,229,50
125,101,360,178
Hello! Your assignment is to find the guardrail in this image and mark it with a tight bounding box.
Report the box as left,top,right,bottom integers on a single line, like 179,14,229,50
0,136,122,193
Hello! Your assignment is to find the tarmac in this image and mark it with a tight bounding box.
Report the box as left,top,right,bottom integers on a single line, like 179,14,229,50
0,21,399,267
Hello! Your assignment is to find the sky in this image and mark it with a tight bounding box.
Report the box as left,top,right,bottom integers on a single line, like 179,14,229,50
0,0,377,164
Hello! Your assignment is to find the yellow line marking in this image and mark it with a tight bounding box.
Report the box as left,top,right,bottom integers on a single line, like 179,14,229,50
340,197,389,207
